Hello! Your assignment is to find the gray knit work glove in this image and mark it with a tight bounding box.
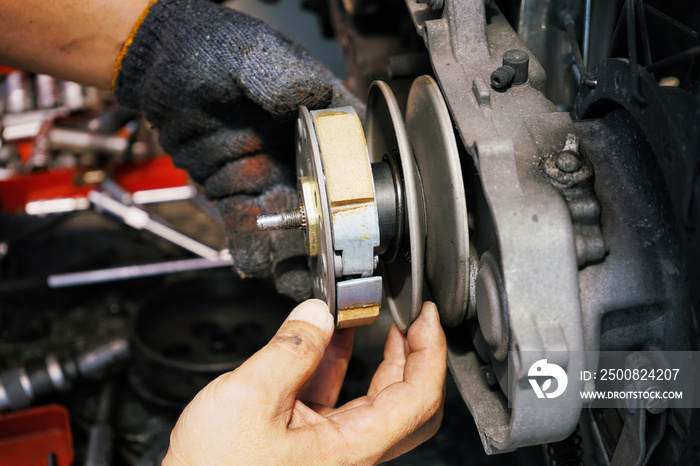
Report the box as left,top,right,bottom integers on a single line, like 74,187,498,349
113,0,363,301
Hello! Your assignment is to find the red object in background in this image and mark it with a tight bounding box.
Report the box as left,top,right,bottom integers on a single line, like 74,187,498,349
0,155,189,212
114,154,188,193
0,405,74,466
15,141,34,164
0,66,17,75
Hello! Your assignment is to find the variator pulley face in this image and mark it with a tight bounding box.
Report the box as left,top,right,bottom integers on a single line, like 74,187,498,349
406,75,469,327
366,81,426,332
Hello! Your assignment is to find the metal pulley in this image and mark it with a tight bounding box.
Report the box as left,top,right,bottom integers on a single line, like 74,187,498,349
258,77,469,332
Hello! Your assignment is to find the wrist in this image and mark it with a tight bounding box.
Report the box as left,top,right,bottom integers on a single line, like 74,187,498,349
0,0,152,89
113,0,251,110
112,0,159,91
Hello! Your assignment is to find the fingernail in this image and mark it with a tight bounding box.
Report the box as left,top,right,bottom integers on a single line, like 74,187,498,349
422,301,437,314
288,299,333,330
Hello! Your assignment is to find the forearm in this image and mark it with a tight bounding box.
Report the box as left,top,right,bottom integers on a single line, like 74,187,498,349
0,0,151,89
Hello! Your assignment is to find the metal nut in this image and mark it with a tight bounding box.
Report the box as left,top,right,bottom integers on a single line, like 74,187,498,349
555,151,582,173
299,177,320,257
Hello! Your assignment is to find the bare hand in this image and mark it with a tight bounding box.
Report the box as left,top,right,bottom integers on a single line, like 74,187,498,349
163,299,447,465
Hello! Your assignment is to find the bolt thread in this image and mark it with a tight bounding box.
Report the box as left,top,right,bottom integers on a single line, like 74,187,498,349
257,208,305,231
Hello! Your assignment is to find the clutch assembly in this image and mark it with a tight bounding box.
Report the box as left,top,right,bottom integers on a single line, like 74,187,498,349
258,78,469,332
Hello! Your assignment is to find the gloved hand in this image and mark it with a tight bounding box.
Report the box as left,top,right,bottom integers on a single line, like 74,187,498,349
113,0,363,301
163,300,447,465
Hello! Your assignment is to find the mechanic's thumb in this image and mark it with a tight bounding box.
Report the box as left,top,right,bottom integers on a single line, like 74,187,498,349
243,299,335,411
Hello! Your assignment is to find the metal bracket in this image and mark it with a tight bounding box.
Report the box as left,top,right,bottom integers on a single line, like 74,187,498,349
404,0,585,453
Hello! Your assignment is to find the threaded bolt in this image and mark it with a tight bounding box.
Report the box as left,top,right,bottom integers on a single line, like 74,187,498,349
257,208,306,231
